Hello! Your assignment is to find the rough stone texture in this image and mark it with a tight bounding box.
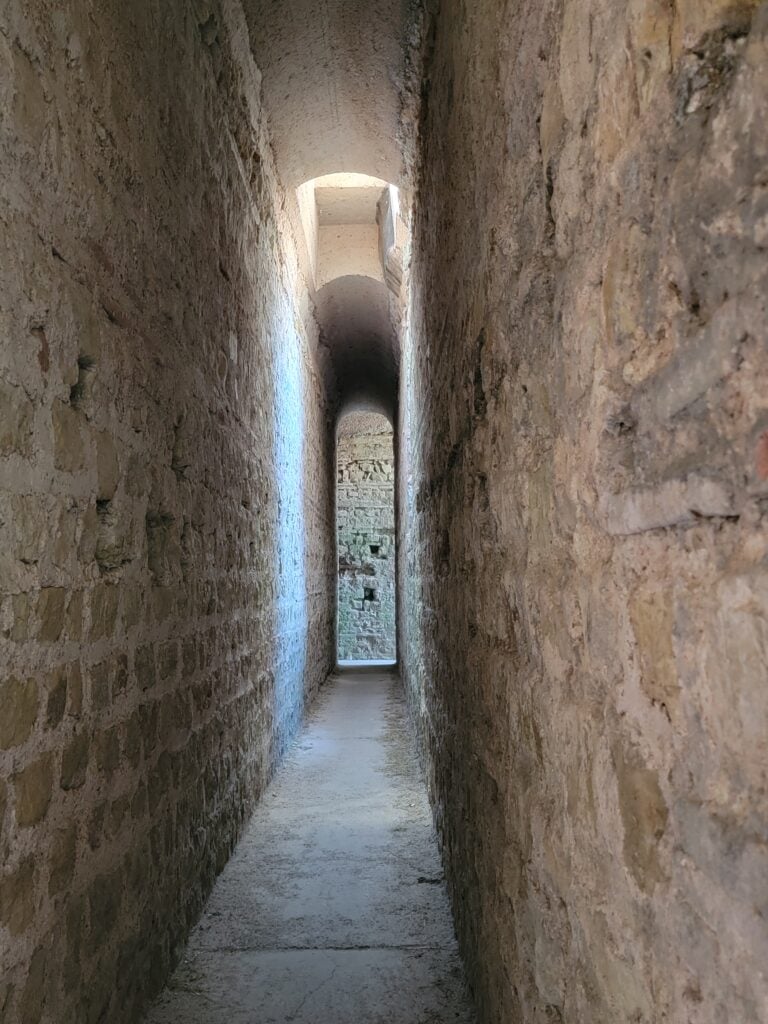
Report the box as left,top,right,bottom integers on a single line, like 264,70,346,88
0,1,334,1021
400,2,768,1022
337,415,396,661
241,1,420,187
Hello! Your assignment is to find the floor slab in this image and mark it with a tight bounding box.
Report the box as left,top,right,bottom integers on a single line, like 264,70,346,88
144,665,475,1024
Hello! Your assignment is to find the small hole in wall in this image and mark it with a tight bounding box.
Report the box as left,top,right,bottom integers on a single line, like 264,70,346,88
363,587,376,602
369,544,380,555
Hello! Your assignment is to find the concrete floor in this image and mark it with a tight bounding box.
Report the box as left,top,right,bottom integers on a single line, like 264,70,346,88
145,665,475,1024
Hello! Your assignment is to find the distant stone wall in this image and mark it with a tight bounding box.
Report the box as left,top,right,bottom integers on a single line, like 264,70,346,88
0,2,334,1021
337,417,395,660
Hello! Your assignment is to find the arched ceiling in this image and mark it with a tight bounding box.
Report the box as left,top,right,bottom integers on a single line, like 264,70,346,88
316,276,398,417
338,411,393,437
242,5,413,419
242,0,411,187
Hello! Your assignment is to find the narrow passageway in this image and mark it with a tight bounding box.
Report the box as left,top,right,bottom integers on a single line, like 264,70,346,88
145,666,475,1024
3,3,767,1021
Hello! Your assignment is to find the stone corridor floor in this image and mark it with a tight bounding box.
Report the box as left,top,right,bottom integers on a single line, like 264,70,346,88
145,664,475,1024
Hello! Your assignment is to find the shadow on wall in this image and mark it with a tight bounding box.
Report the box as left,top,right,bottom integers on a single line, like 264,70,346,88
336,413,396,661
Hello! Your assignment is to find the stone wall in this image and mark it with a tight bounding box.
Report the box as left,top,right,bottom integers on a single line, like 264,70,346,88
337,415,396,660
400,1,768,1022
0,1,335,1021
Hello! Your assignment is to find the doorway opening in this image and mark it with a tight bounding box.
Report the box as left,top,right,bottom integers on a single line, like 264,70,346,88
336,412,396,662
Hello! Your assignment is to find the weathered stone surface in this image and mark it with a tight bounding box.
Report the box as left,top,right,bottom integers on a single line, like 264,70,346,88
0,777,7,835
0,677,38,749
0,379,34,458
18,945,47,1024
13,753,54,827
88,583,120,641
60,732,89,791
96,430,120,500
48,826,78,896
400,2,768,1022
44,668,68,729
0,858,37,936
52,399,85,473
95,726,121,775
37,587,66,643
0,2,335,1020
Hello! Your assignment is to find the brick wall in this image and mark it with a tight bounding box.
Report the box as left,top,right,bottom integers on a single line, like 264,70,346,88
0,1,335,1020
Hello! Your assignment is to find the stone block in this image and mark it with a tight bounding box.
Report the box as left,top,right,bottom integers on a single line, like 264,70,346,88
0,677,38,749
139,702,159,758
630,587,680,716
148,751,172,814
96,726,121,775
95,498,135,574
49,827,78,895
77,502,99,565
53,502,79,570
11,592,33,642
113,654,129,697
123,712,142,769
61,733,89,791
123,588,142,631
89,660,111,712
14,753,54,826
0,857,37,936
66,590,84,641
62,894,85,993
67,662,83,717
146,512,182,587
88,869,123,946
87,802,107,851
96,431,120,500
52,399,85,473
614,743,669,893
131,783,148,823
600,475,735,535
109,794,131,835
19,944,47,1024
135,644,157,691
89,583,120,641
0,378,34,457
11,495,48,565
182,635,198,675
45,668,68,729
158,640,179,682
37,587,66,642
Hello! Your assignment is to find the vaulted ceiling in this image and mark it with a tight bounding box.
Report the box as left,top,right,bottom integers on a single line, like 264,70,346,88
243,0,413,188
243,1,415,418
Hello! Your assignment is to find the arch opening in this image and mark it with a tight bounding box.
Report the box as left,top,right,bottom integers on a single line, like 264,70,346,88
336,412,396,663
296,171,408,418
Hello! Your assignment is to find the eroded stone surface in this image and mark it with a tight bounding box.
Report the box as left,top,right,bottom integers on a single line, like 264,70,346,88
0,1,335,1020
400,1,768,1022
